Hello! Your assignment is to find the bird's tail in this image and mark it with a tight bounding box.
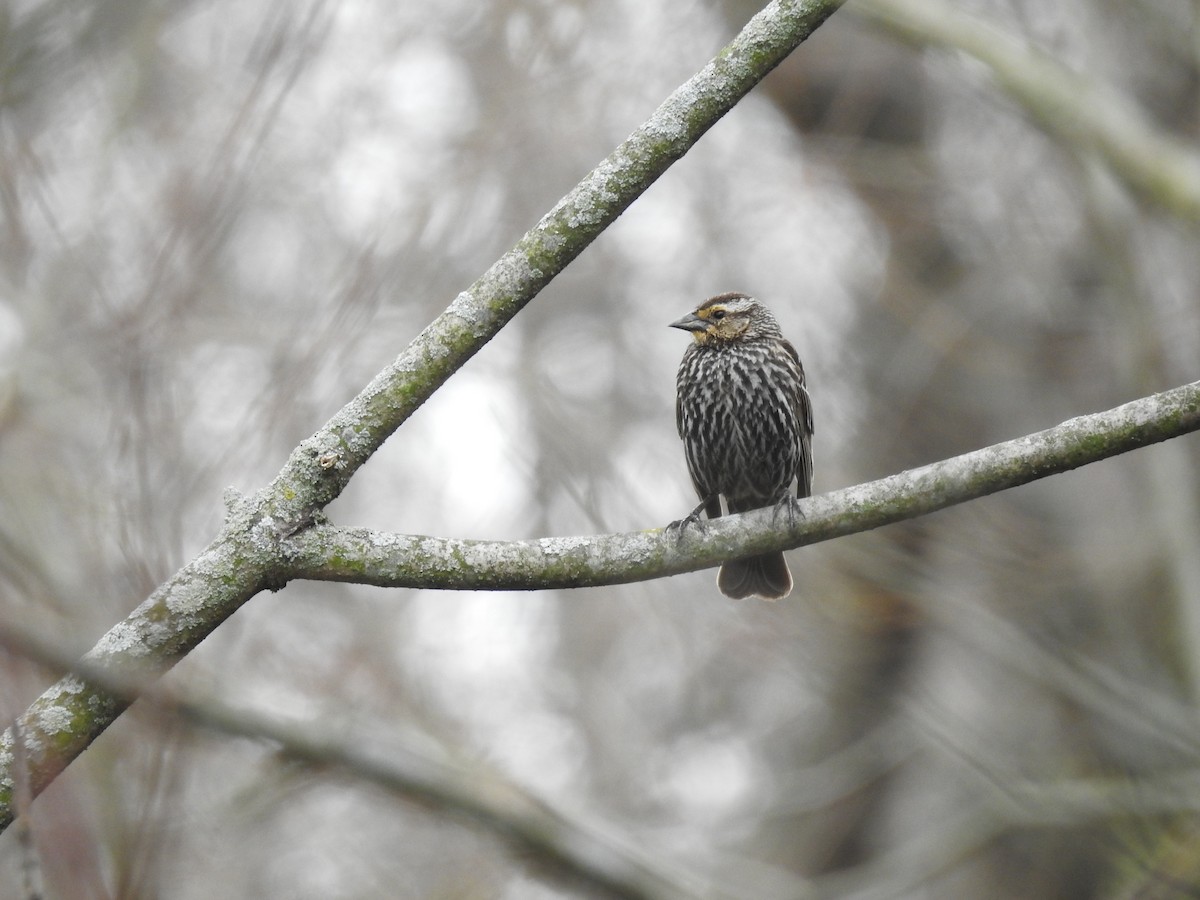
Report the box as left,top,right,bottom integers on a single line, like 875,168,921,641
717,552,792,601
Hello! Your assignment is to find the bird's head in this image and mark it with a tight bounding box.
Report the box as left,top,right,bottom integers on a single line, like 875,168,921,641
669,292,778,345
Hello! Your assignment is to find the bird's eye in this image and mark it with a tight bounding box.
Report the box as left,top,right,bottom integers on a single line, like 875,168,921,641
710,309,726,320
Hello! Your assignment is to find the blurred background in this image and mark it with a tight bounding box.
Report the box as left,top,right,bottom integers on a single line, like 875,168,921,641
1,0,1199,897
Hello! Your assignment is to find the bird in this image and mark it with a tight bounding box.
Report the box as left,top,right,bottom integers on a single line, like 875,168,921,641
670,292,813,600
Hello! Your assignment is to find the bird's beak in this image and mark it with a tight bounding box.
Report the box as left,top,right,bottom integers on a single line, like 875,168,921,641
669,313,708,333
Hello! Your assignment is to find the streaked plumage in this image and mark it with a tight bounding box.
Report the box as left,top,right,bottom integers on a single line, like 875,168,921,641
671,292,813,600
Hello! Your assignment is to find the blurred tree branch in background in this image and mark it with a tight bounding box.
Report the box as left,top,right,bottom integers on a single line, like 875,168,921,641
0,620,726,900
854,0,1200,221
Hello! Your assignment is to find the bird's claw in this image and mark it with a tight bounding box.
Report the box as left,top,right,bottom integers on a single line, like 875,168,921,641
667,499,712,542
771,495,805,530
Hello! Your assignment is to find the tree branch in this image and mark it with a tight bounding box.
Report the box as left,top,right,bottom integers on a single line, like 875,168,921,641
284,382,1200,590
853,0,1200,221
0,0,846,835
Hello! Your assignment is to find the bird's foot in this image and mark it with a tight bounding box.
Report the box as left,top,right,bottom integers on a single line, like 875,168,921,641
771,495,805,531
667,498,712,542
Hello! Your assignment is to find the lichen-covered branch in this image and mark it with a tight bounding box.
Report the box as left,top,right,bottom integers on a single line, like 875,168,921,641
0,0,846,838
285,381,1200,590
853,0,1200,221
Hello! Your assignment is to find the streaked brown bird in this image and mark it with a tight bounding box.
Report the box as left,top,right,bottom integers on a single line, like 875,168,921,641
671,292,813,600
